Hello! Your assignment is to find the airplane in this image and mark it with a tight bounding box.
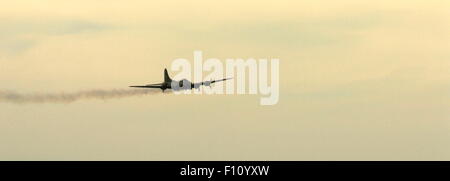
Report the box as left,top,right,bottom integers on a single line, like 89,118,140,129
129,69,231,92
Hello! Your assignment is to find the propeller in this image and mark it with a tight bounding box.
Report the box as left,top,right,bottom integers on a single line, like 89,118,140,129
209,78,213,87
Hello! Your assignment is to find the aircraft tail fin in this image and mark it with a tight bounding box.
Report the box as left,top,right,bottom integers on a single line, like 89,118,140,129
164,68,172,82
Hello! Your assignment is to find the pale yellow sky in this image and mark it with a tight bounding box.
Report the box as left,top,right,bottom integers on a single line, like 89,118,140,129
0,0,449,160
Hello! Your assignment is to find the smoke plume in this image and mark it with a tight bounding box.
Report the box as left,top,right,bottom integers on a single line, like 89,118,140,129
0,89,161,104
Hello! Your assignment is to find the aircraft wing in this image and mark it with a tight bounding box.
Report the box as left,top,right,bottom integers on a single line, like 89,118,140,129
129,83,162,88
193,78,232,88
209,78,232,84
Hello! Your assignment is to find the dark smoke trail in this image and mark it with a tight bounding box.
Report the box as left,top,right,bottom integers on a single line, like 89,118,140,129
0,89,161,104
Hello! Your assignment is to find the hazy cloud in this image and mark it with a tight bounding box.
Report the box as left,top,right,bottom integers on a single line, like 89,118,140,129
0,19,112,55
139,12,383,49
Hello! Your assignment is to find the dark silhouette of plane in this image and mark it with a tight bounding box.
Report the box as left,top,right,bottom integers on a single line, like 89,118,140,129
129,69,231,92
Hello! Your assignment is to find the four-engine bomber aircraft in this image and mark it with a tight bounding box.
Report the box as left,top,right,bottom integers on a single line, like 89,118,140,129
129,69,231,92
